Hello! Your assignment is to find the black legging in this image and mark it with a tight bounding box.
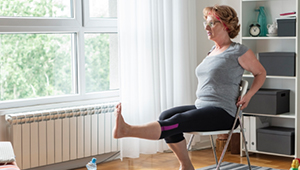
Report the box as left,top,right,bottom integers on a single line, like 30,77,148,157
158,105,239,143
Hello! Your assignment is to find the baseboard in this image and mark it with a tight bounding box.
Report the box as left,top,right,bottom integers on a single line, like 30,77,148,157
190,140,211,151
28,151,120,170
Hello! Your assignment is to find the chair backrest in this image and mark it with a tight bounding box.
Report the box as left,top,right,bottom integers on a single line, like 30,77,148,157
236,80,248,116
239,79,248,100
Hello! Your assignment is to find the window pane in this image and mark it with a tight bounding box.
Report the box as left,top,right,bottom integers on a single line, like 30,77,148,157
0,0,72,18
0,34,75,101
89,0,117,18
85,33,119,93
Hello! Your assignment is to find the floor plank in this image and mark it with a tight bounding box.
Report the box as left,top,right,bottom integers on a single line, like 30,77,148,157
74,149,293,170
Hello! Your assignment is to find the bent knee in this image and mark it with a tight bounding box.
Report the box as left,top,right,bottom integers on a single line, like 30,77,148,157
159,111,169,120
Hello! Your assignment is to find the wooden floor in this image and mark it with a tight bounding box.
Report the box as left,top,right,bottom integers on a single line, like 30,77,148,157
74,148,293,170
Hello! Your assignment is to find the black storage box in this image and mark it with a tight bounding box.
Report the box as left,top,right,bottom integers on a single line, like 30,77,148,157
257,126,294,155
277,18,296,36
259,52,295,76
243,89,290,114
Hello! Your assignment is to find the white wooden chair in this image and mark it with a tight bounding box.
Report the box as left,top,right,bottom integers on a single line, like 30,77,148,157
187,80,251,170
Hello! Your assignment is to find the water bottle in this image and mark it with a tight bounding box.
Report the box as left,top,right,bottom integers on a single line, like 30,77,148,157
255,6,267,36
86,157,97,170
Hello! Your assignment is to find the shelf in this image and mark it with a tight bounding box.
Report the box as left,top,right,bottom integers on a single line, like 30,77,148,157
241,149,295,158
243,74,296,80
243,112,295,119
242,0,267,1
242,0,294,2
242,36,297,40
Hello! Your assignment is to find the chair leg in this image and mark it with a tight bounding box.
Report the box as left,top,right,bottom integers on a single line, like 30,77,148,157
187,134,194,150
209,135,218,165
215,110,241,170
238,117,252,170
215,129,233,170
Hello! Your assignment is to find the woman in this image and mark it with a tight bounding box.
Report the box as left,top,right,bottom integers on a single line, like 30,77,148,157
113,5,266,170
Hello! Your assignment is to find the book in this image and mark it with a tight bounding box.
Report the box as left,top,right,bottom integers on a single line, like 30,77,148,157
280,11,296,16
278,15,296,19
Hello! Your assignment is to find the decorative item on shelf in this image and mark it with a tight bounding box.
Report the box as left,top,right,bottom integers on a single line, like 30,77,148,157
267,21,278,37
296,158,300,165
255,6,267,36
249,22,260,37
290,158,299,170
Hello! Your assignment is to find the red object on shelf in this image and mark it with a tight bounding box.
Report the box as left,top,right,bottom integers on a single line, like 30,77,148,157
280,11,296,16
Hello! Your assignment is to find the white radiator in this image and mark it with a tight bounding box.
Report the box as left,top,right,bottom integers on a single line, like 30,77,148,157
5,103,119,170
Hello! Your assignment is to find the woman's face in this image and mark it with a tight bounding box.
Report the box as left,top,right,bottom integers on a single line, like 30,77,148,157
204,15,224,40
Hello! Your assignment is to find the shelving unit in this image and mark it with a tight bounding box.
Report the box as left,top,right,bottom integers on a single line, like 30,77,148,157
243,74,297,80
242,37,296,40
244,112,295,119
240,0,299,157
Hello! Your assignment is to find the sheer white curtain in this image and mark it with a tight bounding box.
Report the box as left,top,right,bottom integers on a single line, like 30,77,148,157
118,0,197,158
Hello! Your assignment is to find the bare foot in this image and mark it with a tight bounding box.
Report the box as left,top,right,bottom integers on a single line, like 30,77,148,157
113,103,129,139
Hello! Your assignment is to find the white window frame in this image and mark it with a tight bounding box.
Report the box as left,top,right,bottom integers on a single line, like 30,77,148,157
0,0,119,111
82,0,118,28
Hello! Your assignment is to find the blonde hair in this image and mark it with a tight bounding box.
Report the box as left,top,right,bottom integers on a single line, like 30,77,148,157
203,5,240,39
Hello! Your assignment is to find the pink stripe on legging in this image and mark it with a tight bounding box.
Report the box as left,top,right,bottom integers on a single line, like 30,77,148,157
161,124,179,131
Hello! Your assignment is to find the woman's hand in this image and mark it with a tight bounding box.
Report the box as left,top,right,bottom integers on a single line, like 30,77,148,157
236,93,251,110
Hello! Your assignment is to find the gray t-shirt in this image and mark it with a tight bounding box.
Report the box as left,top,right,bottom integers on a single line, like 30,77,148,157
195,42,248,117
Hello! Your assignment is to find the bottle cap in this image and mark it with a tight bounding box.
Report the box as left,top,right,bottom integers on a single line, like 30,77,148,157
92,158,97,163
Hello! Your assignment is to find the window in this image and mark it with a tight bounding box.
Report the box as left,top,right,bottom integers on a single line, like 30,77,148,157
85,33,118,93
0,0,72,18
0,0,119,109
89,0,117,18
0,33,75,101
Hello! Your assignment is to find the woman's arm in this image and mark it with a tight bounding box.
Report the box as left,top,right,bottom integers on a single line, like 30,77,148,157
237,49,266,110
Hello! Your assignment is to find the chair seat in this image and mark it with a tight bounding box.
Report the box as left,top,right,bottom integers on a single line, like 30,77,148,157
189,128,241,136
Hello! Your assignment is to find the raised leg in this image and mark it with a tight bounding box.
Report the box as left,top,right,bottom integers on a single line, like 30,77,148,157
113,103,162,140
